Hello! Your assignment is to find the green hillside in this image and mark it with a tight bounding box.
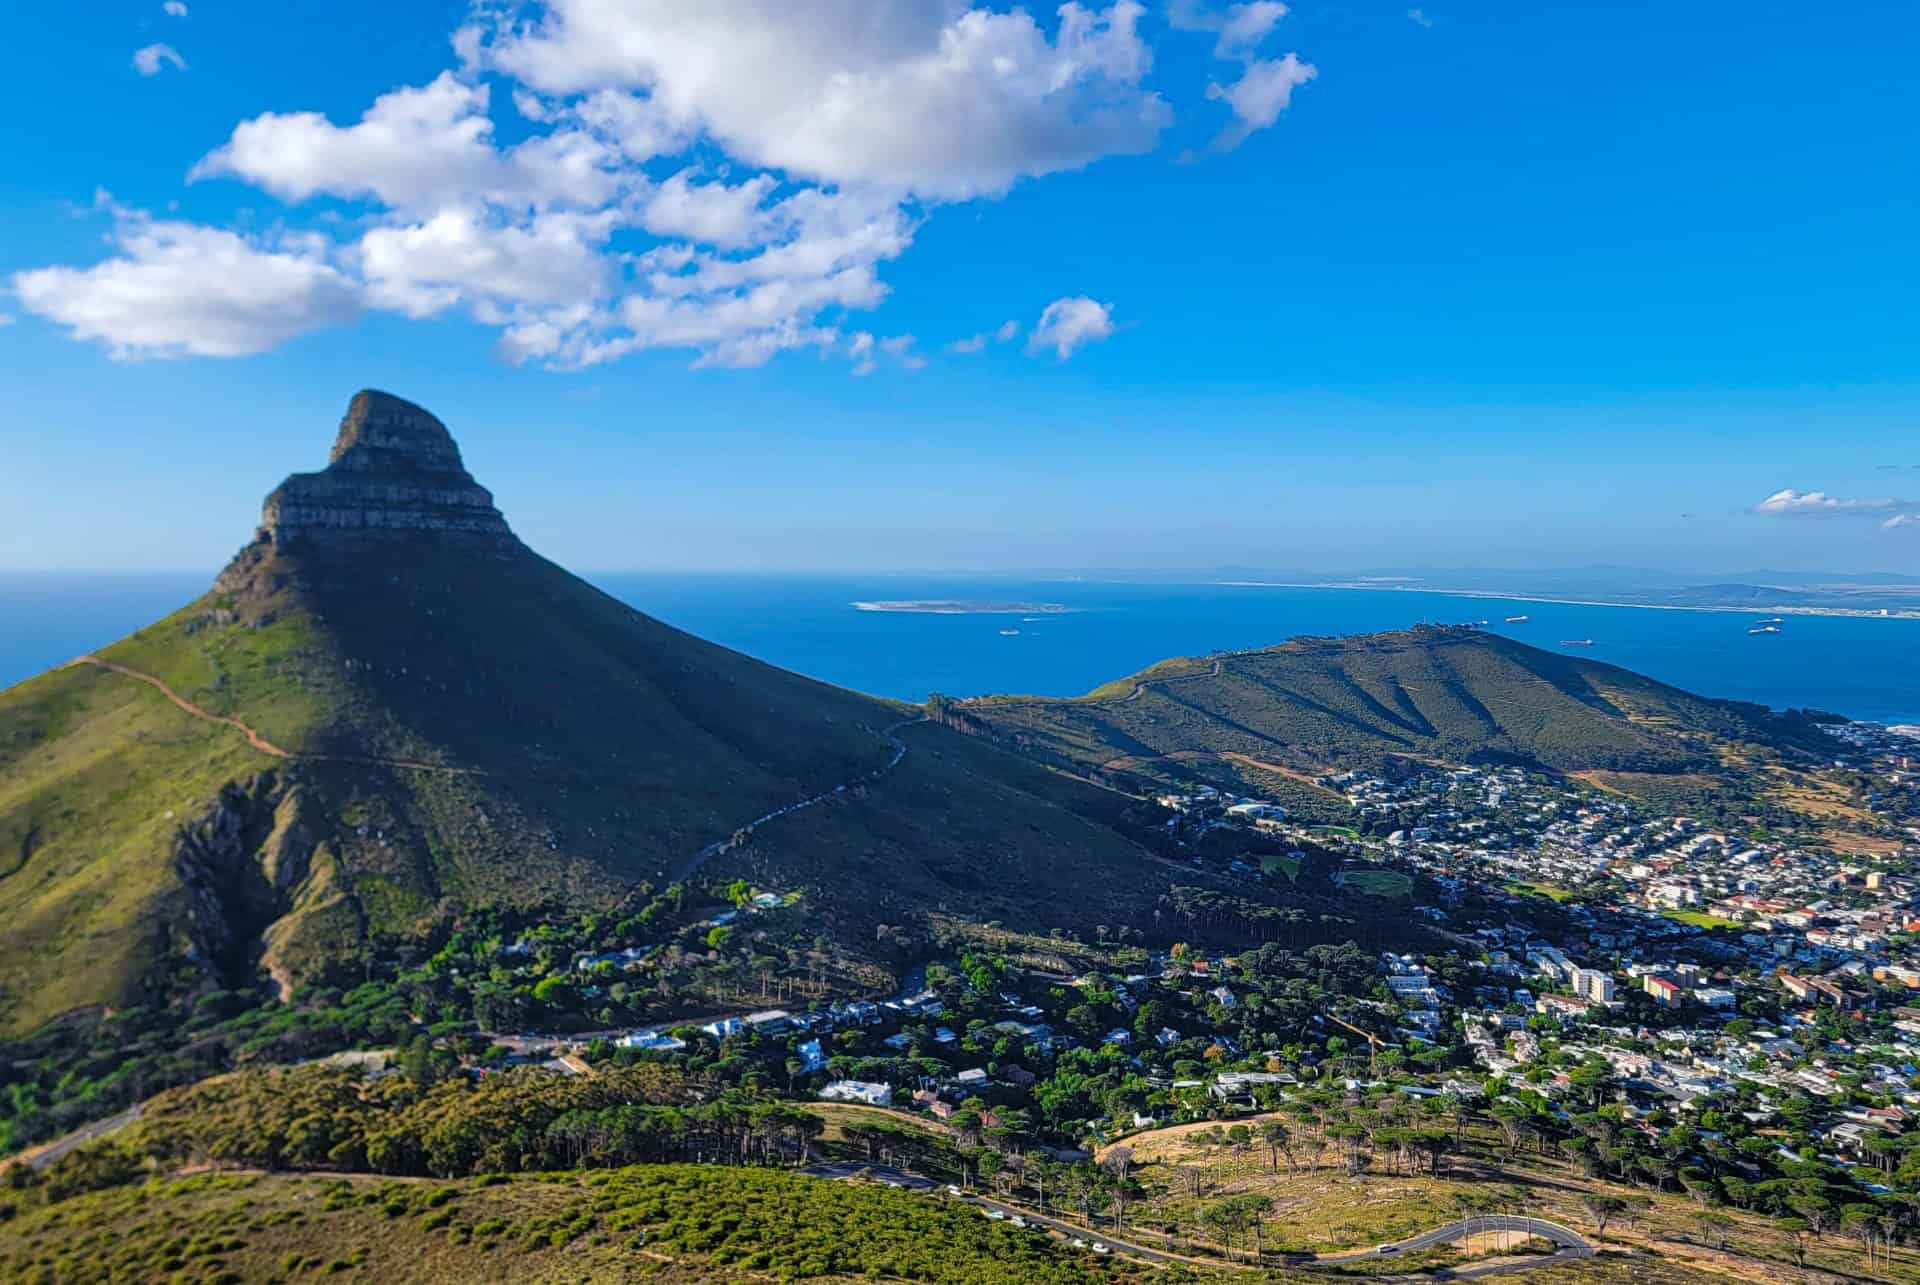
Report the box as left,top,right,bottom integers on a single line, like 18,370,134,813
952,627,1829,792
0,392,1171,1037
0,1166,1175,1285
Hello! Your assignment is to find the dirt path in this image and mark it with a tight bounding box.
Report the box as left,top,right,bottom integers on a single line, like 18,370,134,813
668,716,927,883
1117,658,1224,703
70,654,488,777
76,649,929,889
69,654,292,757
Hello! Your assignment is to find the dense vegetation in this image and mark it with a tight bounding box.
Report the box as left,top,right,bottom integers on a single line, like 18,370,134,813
0,1166,1175,1284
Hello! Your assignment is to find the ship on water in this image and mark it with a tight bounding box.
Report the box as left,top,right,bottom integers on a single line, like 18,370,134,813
1560,638,1595,647
1748,624,1780,635
1504,614,1530,623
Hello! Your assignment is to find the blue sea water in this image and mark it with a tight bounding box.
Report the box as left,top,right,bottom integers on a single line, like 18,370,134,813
3,572,1917,725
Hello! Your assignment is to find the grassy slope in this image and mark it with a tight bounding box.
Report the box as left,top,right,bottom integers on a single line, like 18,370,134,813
0,611,305,1032
0,1165,1736,1285
967,628,1819,787
0,538,1185,1034
0,1167,1167,1285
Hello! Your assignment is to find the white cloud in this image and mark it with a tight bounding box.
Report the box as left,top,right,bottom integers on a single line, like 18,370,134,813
132,44,188,77
1751,488,1901,516
460,1,1171,200
848,332,924,374
1170,1,1287,58
882,333,926,370
1027,295,1115,359
1205,54,1316,152
30,2,1319,371
356,208,616,318
10,206,359,358
191,74,621,214
638,170,778,250
1214,3,1289,59
952,319,1022,352
0,312,15,327
1407,8,1434,28
164,1,188,16
1884,514,1919,530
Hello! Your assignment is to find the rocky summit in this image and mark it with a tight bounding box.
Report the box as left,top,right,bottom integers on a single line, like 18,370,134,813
256,390,514,547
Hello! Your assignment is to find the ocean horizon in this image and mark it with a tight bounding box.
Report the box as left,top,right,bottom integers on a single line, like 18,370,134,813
4,571,1917,726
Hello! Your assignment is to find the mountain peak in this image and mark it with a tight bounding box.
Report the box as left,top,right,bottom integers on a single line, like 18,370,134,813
327,390,465,474
257,391,514,548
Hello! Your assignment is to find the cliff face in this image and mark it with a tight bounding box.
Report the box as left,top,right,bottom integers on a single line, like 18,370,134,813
257,391,515,546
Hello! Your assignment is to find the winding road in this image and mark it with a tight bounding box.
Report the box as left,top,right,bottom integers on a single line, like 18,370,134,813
801,1162,1594,1278
1318,1215,1594,1278
4,1106,142,1173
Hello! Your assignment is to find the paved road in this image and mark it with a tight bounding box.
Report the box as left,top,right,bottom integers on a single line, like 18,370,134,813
7,1105,142,1172
801,1161,938,1190
1318,1214,1594,1279
802,1165,1593,1279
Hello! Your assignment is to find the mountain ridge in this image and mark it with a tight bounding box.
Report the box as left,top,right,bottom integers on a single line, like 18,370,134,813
0,392,1179,1035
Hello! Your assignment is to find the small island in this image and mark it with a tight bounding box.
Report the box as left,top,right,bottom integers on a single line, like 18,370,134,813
850,599,1073,615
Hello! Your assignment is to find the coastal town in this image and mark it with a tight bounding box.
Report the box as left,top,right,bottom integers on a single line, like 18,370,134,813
416,717,1920,1226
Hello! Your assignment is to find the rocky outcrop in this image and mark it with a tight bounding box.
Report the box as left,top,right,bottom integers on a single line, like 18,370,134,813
171,773,356,999
256,390,515,547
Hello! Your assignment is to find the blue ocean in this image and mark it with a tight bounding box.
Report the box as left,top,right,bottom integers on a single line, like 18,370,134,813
3,573,1917,725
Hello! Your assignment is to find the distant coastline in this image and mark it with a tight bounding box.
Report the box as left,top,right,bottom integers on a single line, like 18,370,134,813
1216,581,1920,622
851,600,1074,615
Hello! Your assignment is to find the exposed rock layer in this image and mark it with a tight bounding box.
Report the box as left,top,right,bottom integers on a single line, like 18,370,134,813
258,390,514,546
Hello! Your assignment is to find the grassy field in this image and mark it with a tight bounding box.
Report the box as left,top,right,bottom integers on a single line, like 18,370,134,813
1661,909,1743,931
1506,880,1578,903
1340,870,1413,898
1259,853,1301,880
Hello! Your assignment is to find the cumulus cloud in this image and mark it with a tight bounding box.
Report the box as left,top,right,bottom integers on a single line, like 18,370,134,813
10,205,360,358
1205,53,1317,152
1027,295,1116,359
1751,489,1902,517
458,0,1171,200
1407,8,1434,28
164,1,188,16
949,333,989,354
637,171,778,250
356,208,616,319
132,44,187,76
191,74,621,214
1882,514,1919,531
26,2,1304,370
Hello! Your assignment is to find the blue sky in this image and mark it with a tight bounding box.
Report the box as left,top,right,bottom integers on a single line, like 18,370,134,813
3,0,1918,574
